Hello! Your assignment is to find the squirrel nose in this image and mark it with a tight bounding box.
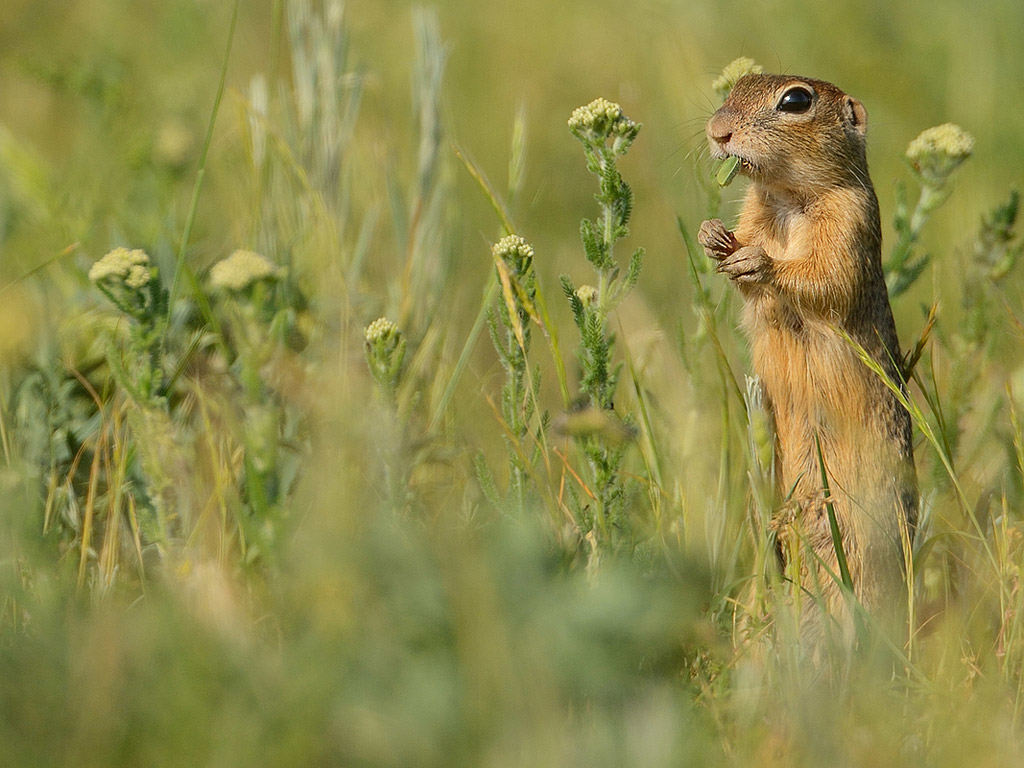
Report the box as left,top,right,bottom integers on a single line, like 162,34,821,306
707,114,733,148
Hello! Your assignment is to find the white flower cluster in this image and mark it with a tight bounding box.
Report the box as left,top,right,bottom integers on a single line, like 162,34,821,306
364,316,406,396
906,123,974,162
712,57,764,100
209,250,281,291
492,234,534,263
89,248,153,288
364,316,399,345
568,98,639,148
906,123,974,183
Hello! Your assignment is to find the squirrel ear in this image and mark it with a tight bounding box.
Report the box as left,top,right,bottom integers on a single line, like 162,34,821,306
845,97,868,136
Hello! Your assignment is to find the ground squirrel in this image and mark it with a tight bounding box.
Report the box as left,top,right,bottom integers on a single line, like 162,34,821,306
697,73,917,641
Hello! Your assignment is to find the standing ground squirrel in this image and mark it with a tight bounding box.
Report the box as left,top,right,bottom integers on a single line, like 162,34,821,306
697,73,917,640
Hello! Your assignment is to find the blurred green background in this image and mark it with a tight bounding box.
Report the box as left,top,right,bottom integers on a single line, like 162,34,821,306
3,0,1021,306
2,0,1023,766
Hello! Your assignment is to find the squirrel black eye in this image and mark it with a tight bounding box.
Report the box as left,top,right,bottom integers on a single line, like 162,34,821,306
777,87,814,113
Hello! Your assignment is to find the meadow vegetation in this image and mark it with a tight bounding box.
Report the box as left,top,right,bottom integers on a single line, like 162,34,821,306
1,0,1024,765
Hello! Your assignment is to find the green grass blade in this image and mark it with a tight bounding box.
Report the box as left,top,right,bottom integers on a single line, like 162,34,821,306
165,0,241,334
815,430,853,592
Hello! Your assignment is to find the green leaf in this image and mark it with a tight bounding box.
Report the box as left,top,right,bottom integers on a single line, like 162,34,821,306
580,218,606,268
561,274,586,330
624,248,643,292
887,253,931,297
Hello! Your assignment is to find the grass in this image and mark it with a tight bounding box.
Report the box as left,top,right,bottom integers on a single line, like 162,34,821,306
1,0,1024,765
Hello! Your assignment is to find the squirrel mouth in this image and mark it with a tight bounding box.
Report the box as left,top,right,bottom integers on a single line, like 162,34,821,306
715,155,755,187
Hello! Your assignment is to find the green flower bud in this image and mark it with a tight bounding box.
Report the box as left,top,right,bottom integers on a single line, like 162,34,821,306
568,98,640,153
574,284,598,308
364,317,406,396
364,316,400,345
492,234,534,270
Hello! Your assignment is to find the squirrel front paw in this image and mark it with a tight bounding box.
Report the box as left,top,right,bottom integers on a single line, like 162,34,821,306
698,219,772,284
697,218,738,261
716,245,773,284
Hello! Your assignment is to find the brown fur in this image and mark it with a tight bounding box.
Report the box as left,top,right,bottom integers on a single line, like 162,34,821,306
698,74,917,641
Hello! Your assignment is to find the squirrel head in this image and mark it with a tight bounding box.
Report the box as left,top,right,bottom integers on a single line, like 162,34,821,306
707,74,871,196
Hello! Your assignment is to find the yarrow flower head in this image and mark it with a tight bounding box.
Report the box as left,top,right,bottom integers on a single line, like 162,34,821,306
712,57,764,100
568,98,640,155
574,284,598,308
125,265,152,289
364,317,400,346
492,234,534,263
905,123,974,185
88,247,167,383
364,317,406,397
89,248,153,286
209,250,282,292
492,234,535,279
